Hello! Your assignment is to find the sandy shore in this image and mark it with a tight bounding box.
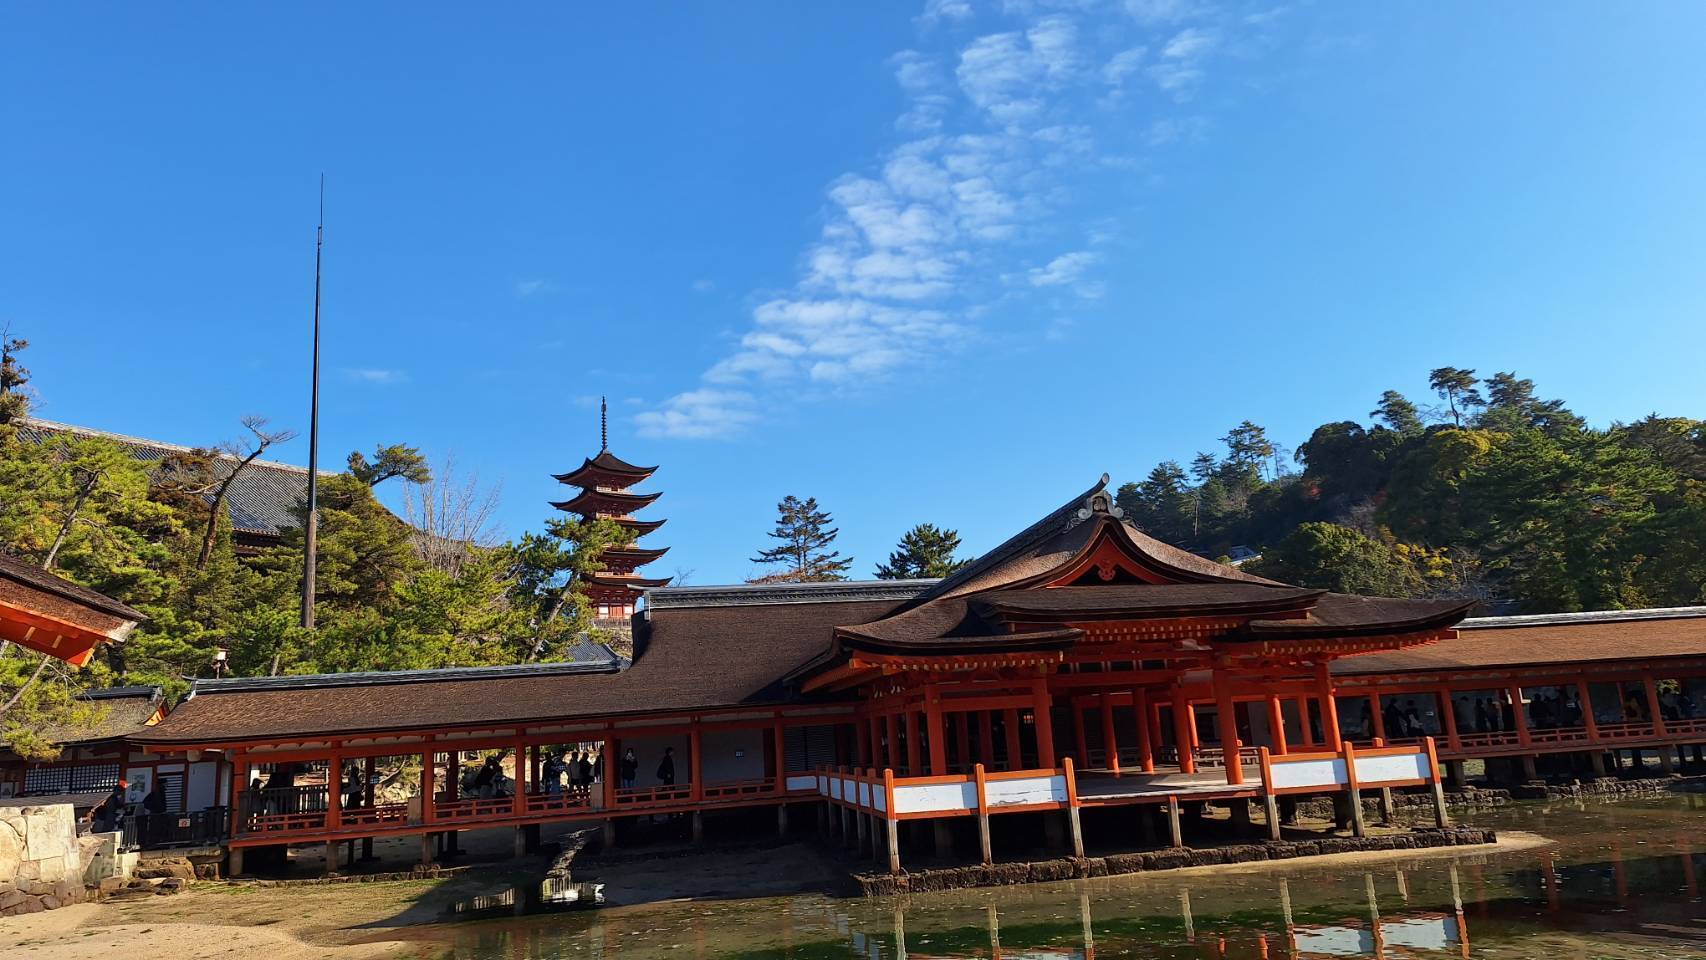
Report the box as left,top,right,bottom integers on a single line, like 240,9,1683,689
2,880,447,960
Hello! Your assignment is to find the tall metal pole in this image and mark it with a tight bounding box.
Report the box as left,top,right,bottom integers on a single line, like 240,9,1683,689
301,175,324,630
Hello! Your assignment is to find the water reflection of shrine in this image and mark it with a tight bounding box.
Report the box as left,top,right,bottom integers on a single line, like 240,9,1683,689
865,867,1472,960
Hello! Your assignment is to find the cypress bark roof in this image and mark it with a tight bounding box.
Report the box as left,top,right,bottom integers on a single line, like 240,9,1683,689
0,552,147,623
134,597,904,745
19,418,327,539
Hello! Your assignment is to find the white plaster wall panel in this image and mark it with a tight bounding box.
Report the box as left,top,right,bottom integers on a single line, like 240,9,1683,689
1268,757,1347,790
983,774,1066,808
892,782,976,814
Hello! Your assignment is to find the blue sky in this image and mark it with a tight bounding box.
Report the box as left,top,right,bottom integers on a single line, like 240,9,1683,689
6,2,1705,585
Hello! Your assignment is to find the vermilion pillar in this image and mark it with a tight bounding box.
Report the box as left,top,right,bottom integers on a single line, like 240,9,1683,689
978,711,995,767
1315,662,1343,750
1213,670,1243,785
925,687,949,776
1172,685,1197,774
1439,688,1462,751
1031,679,1056,769
1133,687,1155,773
1100,693,1121,774
1577,681,1600,741
1643,676,1668,736
1266,695,1288,756
1508,686,1532,747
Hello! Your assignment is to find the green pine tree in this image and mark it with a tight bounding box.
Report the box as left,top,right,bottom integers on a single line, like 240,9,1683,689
875,523,968,579
751,495,852,582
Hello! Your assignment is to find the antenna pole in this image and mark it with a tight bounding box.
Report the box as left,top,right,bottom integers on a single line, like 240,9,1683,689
301,175,324,633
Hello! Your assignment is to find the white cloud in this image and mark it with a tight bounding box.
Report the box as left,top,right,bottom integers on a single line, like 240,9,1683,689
1123,0,1203,24
691,278,716,293
341,368,408,385
1028,250,1099,287
637,0,1285,438
919,0,975,25
1101,46,1146,87
514,279,554,297
633,389,759,440
955,16,1081,126
1162,26,1217,60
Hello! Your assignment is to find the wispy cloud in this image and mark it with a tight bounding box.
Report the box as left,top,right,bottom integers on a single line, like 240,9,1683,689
1029,250,1100,289
514,278,555,298
341,368,408,385
636,0,1277,439
634,389,759,440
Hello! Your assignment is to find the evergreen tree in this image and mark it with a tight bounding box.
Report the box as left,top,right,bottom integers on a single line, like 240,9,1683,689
875,523,968,579
0,331,28,447
751,495,852,582
1477,372,1584,436
347,443,432,487
1245,522,1425,597
1428,367,1484,427
1117,462,1193,544
509,515,634,660
1370,390,1424,435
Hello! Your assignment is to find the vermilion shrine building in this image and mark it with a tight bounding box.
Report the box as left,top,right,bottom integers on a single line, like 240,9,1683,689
125,477,1706,873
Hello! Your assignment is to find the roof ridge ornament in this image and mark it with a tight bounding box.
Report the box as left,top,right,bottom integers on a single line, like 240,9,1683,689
1071,474,1122,527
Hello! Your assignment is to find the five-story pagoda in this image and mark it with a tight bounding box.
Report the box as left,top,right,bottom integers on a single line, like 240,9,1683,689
551,399,669,623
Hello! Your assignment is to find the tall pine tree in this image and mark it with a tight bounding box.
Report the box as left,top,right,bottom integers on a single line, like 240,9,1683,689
750,495,852,582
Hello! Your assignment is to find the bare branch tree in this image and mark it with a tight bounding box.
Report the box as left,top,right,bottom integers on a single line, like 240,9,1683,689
400,454,504,577
197,416,297,571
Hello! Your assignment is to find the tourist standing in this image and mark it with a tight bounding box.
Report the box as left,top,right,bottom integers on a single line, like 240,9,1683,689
620,748,638,789
657,747,676,786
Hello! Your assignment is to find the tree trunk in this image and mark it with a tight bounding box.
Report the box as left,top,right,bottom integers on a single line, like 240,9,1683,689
0,654,53,717
198,448,270,571
43,472,99,571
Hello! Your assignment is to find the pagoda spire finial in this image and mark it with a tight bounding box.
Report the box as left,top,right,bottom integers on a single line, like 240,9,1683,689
600,396,608,452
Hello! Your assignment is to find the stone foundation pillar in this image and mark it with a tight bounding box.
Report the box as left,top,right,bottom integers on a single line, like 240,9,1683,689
932,821,954,857
692,811,705,844
227,846,244,877
1588,751,1607,776
1229,798,1253,832
1043,812,1068,853
1446,760,1467,788
1519,756,1539,781
324,840,340,876
418,833,434,868
777,803,790,837
601,818,618,851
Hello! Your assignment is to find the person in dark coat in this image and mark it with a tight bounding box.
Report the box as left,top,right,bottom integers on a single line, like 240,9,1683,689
657,747,676,786
89,780,128,833
575,753,593,791
620,748,639,789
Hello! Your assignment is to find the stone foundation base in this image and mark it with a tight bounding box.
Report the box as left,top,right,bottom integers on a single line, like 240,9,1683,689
854,827,1497,897
1511,774,1701,801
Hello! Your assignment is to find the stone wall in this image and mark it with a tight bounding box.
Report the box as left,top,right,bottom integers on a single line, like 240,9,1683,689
855,826,1498,897
0,803,86,916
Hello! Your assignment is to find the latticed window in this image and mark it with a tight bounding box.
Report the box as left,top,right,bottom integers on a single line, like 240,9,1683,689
784,725,837,771
24,763,120,796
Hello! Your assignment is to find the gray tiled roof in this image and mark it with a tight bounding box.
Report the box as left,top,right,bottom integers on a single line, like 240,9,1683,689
19,418,327,537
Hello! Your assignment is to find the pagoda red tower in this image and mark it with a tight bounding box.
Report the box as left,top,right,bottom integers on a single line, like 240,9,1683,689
550,399,669,621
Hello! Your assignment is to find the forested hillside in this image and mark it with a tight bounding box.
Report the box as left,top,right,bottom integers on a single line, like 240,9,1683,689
1115,369,1706,612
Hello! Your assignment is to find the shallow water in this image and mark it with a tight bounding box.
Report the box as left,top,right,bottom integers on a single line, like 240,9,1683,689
418,793,1706,958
